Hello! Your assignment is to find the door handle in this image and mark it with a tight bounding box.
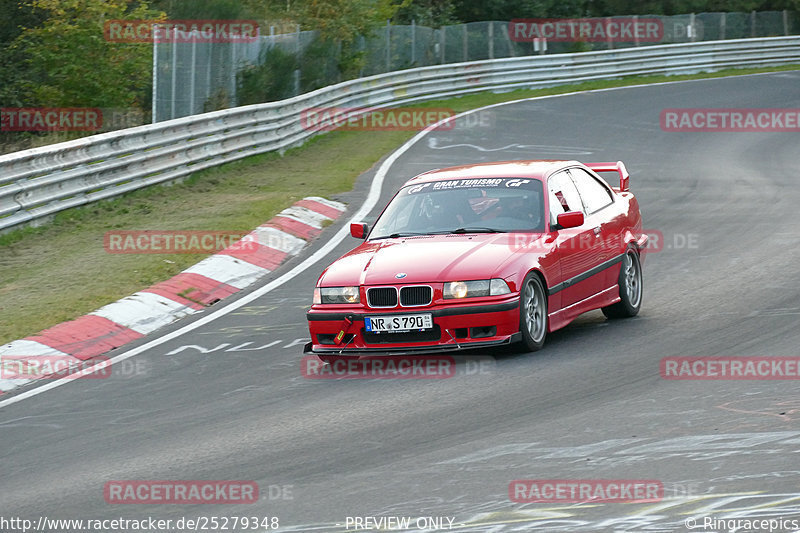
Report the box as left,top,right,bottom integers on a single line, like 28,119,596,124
593,226,602,236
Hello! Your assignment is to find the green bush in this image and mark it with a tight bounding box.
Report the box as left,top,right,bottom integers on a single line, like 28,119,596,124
300,37,342,93
236,45,299,104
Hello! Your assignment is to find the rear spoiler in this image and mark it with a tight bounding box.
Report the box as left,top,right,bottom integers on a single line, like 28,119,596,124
585,161,629,192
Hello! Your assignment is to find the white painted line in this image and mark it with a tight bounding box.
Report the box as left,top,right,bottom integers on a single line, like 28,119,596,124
250,226,307,254
0,74,765,409
90,292,198,336
183,254,270,290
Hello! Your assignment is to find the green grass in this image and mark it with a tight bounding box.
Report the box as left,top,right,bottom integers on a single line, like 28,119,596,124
0,64,797,344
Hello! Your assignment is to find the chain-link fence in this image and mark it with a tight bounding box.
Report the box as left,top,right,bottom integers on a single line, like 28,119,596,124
153,11,800,122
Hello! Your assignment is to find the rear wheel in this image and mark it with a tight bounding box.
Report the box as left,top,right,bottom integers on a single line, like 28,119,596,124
602,247,643,319
519,272,548,352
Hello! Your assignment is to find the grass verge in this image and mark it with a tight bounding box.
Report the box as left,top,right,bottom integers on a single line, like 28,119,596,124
1,64,797,344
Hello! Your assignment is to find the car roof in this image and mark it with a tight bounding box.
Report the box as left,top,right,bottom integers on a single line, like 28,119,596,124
404,160,579,185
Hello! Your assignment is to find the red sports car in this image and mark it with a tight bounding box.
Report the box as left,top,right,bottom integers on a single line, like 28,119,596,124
305,160,647,358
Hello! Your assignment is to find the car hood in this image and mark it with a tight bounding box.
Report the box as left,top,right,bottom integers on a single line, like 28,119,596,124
318,233,545,286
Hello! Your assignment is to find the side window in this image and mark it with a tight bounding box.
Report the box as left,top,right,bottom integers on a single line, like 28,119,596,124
568,168,613,214
547,171,584,226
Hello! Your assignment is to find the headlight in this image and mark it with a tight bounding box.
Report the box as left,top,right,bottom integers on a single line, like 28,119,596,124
444,278,510,299
314,286,360,304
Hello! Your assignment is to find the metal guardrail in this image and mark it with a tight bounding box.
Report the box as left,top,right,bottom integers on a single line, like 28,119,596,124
2,36,799,232
156,11,800,120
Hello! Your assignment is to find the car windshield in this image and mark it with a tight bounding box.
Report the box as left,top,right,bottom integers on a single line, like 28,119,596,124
370,177,545,239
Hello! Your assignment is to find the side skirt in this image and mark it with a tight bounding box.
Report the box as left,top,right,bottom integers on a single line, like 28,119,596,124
547,285,620,332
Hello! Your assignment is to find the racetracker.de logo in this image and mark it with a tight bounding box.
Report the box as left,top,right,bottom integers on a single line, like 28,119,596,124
0,355,111,380
661,357,800,380
104,230,257,254
509,18,664,42
1,108,102,132
661,108,800,132
509,229,699,254
104,19,259,43
104,481,258,504
302,355,456,379
509,479,663,503
300,107,456,132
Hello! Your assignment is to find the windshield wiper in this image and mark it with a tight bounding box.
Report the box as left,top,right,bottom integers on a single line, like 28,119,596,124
373,228,506,239
371,231,430,240
445,227,507,234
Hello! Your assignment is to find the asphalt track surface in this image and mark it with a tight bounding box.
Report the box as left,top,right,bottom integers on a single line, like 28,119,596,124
2,72,800,532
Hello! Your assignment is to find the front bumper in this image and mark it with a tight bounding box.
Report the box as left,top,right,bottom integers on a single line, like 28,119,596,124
305,298,521,355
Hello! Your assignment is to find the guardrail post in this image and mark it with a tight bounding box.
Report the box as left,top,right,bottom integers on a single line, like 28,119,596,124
440,26,446,64
358,34,365,77
488,22,494,59
502,23,516,57
190,32,197,116
784,10,789,35
295,24,302,96
462,24,468,61
690,13,696,42
633,15,640,46
751,10,757,37
152,24,158,123
411,19,416,65
386,20,392,72
206,38,213,109
230,38,237,107
720,12,726,40
171,26,178,120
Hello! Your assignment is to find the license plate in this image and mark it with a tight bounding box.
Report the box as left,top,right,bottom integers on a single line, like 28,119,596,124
365,313,433,333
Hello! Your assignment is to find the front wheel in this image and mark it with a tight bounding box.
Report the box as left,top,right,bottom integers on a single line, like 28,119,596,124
602,247,643,319
519,272,548,352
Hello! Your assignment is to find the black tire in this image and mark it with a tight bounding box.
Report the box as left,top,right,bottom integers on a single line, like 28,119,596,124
518,272,548,352
602,247,643,319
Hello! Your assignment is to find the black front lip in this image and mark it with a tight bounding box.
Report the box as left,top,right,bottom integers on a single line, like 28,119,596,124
306,299,519,322
303,333,521,355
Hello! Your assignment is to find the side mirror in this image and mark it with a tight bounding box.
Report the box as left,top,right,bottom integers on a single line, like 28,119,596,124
555,211,584,230
350,222,369,239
